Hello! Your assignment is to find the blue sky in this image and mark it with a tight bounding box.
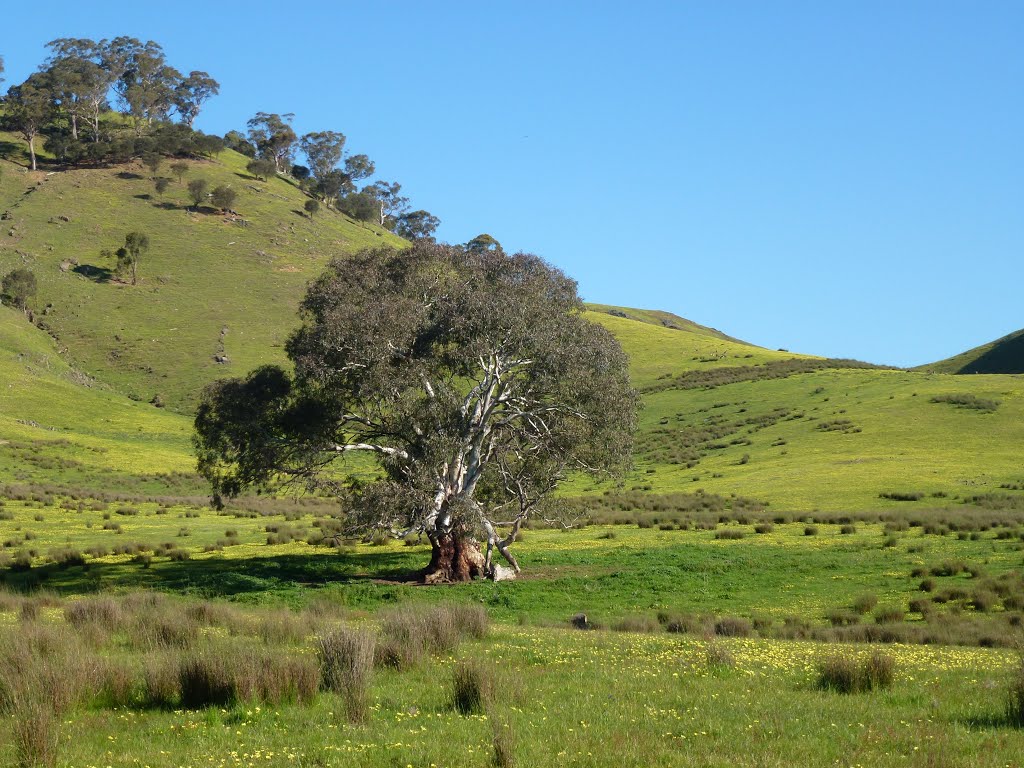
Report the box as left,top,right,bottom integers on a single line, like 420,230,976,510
2,1,1020,366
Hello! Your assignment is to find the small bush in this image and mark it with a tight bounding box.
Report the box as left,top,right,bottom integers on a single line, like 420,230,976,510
705,641,736,669
178,652,236,708
839,524,857,535
1007,659,1024,727
317,627,375,723
714,529,745,540
143,654,180,707
492,717,517,768
852,594,879,615
452,659,492,714
827,610,860,627
753,523,774,534
804,525,819,536
612,615,660,633
817,650,896,693
713,616,751,637
874,605,905,624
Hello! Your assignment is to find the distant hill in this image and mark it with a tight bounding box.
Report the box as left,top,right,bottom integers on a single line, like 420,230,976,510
919,328,1024,375
586,304,749,344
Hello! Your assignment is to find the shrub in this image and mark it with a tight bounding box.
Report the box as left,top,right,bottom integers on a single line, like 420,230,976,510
612,615,661,633
375,603,487,671
492,717,517,768
817,650,896,693
804,525,819,536
713,616,752,637
753,523,774,534
874,605,905,624
827,610,860,627
971,590,998,613
452,659,492,714
714,529,745,540
178,651,235,708
852,594,879,615
65,597,123,635
143,653,181,707
1,268,37,310
317,627,375,723
880,491,925,502
1008,659,1024,727
908,598,932,615
705,641,736,670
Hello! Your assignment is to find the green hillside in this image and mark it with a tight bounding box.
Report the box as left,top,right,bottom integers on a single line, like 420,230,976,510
0,303,195,491
920,328,1024,375
1,143,1023,513
0,133,404,412
580,312,1024,512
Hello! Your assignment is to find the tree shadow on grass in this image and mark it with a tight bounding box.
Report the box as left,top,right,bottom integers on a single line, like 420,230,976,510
1,549,427,599
0,141,21,160
116,171,143,180
72,264,113,282
151,201,179,211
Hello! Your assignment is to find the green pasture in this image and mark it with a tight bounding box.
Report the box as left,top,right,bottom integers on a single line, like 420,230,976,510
0,134,403,411
1,596,1022,767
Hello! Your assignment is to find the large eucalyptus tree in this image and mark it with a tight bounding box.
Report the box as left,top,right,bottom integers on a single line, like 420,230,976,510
194,242,637,582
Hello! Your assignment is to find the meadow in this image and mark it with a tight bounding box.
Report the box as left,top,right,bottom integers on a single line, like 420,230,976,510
3,122,1024,766
1,587,1023,768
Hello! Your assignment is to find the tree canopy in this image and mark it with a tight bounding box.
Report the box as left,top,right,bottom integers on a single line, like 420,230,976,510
194,243,637,582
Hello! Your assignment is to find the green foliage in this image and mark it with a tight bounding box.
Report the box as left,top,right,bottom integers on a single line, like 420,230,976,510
186,178,208,208
930,393,1000,412
116,231,149,285
246,158,275,181
195,244,637,575
209,185,236,211
169,160,189,182
1,268,37,310
247,112,296,173
393,209,440,241
303,199,320,218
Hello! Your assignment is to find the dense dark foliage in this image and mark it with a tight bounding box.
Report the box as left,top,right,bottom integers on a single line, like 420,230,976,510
195,242,638,580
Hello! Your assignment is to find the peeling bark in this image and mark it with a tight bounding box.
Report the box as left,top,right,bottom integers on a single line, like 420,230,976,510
423,533,486,584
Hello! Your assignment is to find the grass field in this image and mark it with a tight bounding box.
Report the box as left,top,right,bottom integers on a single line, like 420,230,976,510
1,591,1022,768
2,131,1024,767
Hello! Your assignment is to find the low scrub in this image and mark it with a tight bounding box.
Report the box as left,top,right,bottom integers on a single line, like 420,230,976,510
930,393,1000,412
317,627,375,723
452,659,493,714
817,650,896,693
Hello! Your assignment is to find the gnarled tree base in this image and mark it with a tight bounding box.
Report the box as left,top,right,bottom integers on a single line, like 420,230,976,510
423,534,486,584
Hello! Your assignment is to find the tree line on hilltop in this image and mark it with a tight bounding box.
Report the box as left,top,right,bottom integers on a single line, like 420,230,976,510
0,41,438,240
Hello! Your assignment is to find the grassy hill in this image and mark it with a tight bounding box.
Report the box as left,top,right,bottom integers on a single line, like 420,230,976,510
0,133,404,412
0,303,196,492
1,140,1023,513
919,328,1024,375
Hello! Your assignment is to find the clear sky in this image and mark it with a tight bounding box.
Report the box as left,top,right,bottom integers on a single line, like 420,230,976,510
2,1,1020,366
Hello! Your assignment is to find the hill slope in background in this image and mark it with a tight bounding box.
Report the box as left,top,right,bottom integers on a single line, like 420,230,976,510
0,134,404,411
1,144,1022,512
919,328,1024,375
